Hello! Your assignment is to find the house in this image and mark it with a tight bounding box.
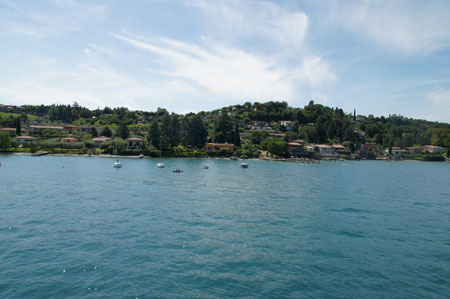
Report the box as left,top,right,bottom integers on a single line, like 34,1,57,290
125,137,144,150
249,121,272,131
13,135,36,145
30,125,64,133
205,143,235,152
407,147,421,153
269,133,286,138
304,144,316,151
0,128,17,136
78,126,92,133
355,116,366,123
420,145,445,153
354,130,366,137
288,142,304,156
332,144,346,153
61,137,79,143
392,147,407,156
280,120,295,131
92,136,111,147
361,144,379,152
316,144,335,155
63,125,78,132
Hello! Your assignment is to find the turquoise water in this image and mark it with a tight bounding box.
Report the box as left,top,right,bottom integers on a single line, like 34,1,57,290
0,155,449,298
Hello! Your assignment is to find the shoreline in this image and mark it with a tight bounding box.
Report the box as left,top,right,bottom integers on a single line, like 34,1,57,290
1,152,447,163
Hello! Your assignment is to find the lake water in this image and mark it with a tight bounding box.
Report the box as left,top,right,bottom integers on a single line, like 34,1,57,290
0,154,449,298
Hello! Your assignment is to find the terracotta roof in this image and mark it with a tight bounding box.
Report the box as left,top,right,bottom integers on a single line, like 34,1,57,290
14,135,36,139
30,125,64,130
92,136,111,142
332,144,346,149
205,143,234,147
0,128,16,131
125,137,144,141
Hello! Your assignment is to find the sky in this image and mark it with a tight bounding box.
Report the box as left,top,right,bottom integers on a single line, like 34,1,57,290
0,0,450,122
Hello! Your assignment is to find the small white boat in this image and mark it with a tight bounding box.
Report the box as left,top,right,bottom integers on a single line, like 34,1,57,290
202,164,209,169
113,161,122,168
156,163,165,168
240,162,248,168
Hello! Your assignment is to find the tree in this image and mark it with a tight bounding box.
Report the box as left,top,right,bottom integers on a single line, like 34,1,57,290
160,114,171,150
261,137,287,156
148,121,160,149
188,115,208,148
233,123,241,147
117,122,130,139
215,110,233,143
0,132,12,151
15,116,21,136
101,126,112,137
91,127,98,137
250,131,269,145
170,115,180,147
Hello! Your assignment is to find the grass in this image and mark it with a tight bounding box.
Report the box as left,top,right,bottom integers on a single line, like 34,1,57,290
0,112,39,121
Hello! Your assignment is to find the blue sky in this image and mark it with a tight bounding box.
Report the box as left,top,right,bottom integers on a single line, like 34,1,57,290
0,0,449,122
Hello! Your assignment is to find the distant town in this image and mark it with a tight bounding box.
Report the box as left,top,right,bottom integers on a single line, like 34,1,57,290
0,101,449,162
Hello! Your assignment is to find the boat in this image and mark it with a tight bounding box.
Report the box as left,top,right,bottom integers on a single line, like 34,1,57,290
156,162,165,168
113,160,122,168
173,169,183,173
240,142,249,168
202,164,209,169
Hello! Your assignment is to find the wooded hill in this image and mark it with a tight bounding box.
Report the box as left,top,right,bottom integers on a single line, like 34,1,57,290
1,101,449,152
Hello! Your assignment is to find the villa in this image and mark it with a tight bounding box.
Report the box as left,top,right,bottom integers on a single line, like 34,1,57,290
13,135,36,145
0,128,17,136
61,137,79,143
92,136,111,147
125,137,144,151
420,145,445,153
280,120,295,131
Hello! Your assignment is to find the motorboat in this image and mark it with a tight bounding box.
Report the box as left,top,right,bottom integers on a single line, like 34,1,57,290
156,163,165,168
240,162,248,168
113,160,122,168
202,164,209,169
173,169,183,173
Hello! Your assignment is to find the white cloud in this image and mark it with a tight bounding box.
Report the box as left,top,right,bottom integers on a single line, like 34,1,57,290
112,33,336,103
332,0,450,55
427,88,450,104
187,0,308,50
0,0,106,37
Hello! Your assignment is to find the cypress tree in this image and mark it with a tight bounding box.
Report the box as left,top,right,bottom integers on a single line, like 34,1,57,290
16,116,21,136
233,123,241,147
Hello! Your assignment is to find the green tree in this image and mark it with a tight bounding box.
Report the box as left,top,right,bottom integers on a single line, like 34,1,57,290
0,132,12,151
261,137,287,156
170,115,180,147
160,114,171,150
117,122,130,139
91,127,98,137
148,121,160,149
15,116,21,136
250,131,269,145
233,123,241,147
188,115,208,148
215,110,233,143
101,126,112,137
